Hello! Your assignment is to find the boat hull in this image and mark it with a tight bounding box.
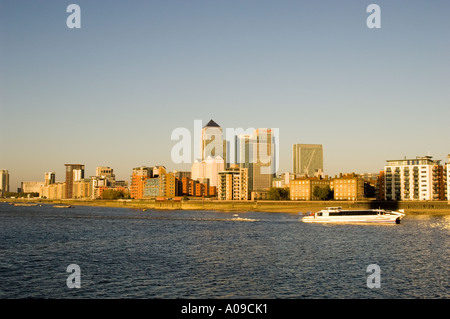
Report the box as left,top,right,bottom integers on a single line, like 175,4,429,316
301,208,405,224
302,215,402,224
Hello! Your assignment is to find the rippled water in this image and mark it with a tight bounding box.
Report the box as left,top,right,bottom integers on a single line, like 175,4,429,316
0,203,448,298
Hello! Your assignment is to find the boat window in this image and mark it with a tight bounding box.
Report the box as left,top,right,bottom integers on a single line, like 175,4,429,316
317,213,322,216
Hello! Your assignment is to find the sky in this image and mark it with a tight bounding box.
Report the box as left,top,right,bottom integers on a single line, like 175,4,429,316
1,0,449,190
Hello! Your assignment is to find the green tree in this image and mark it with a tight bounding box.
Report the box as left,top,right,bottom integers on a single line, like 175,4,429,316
267,187,290,200
101,189,125,200
312,185,333,200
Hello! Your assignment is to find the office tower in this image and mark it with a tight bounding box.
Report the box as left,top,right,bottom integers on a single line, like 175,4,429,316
252,129,276,191
292,144,323,177
235,134,254,192
217,165,248,200
201,119,227,163
45,172,56,186
0,169,10,194
384,156,445,201
65,164,85,199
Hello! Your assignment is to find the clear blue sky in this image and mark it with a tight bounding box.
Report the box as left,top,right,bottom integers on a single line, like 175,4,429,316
1,0,449,190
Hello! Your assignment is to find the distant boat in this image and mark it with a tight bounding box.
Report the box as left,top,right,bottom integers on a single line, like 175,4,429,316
301,207,405,224
53,205,73,208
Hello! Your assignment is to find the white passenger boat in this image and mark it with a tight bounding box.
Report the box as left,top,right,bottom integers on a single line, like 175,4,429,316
301,207,405,224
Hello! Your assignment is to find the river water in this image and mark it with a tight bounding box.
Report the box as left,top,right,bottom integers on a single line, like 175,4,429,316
0,203,448,298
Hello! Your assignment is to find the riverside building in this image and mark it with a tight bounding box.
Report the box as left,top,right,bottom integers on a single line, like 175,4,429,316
217,165,249,200
65,164,85,199
0,169,10,195
447,155,450,202
384,156,445,201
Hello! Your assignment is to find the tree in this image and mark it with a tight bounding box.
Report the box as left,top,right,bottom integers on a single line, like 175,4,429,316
101,189,125,200
267,187,290,200
313,185,333,200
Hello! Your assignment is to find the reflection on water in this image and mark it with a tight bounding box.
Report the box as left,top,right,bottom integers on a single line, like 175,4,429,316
0,203,448,298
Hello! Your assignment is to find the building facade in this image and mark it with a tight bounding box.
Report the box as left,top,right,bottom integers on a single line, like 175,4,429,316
333,173,365,201
292,144,323,177
191,155,224,187
143,167,176,199
290,177,330,201
201,119,227,162
130,166,153,199
446,155,450,201
65,164,85,199
217,165,248,200
0,169,10,195
384,156,445,201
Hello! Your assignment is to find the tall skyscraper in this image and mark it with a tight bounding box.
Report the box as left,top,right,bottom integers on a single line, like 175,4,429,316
0,169,10,194
292,144,324,177
252,128,276,191
201,119,227,163
65,164,85,199
235,129,276,192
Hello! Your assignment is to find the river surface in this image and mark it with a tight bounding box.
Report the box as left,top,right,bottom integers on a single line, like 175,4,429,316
0,203,448,298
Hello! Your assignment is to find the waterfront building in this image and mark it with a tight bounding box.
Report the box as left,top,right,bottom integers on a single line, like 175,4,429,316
217,165,248,200
0,169,10,195
333,173,365,201
40,182,66,199
73,178,92,199
384,156,445,201
446,154,450,201
130,166,153,199
143,166,176,199
289,177,331,201
65,164,85,199
21,181,44,195
292,144,323,177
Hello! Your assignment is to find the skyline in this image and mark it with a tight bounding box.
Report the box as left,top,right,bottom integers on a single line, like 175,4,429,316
1,0,449,190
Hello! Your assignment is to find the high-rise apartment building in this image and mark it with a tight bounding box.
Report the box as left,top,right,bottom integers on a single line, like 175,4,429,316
384,156,445,201
0,169,10,195
65,164,85,199
217,165,248,200
292,144,323,177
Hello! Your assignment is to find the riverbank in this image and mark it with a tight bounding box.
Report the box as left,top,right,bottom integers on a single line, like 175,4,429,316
3,198,450,215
